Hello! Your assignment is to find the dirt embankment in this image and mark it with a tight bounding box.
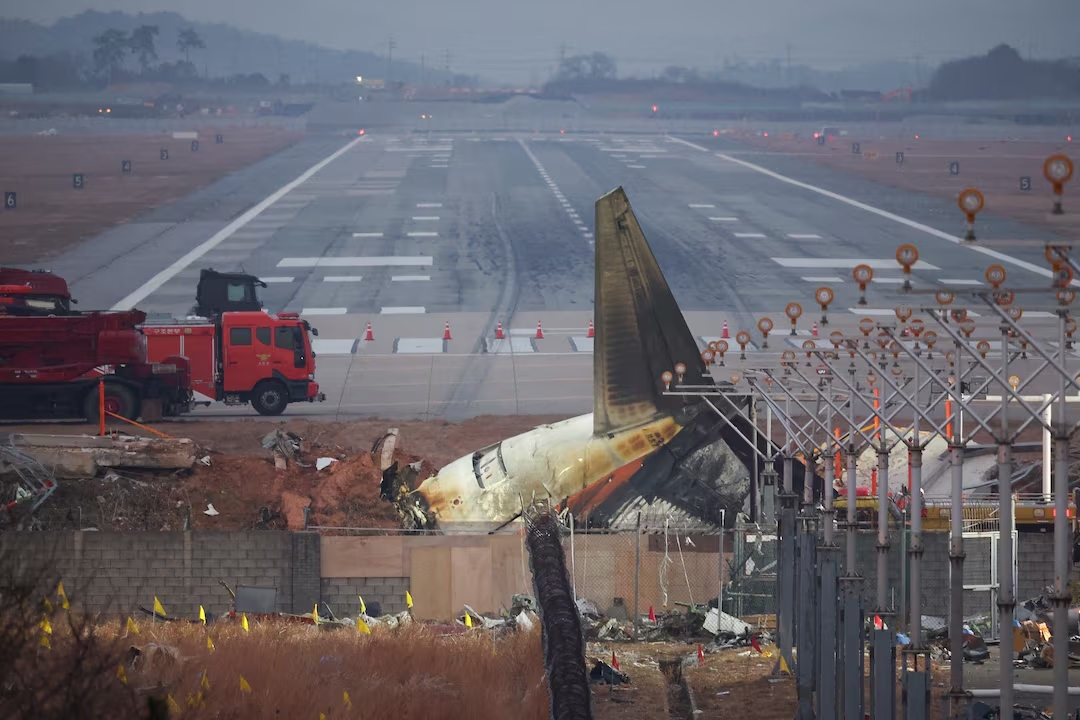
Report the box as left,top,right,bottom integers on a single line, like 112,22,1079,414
0,128,303,264
732,131,1078,241
7,415,570,533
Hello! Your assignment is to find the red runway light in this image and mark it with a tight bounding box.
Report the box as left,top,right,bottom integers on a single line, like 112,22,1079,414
358,129,365,135
713,130,719,137
560,129,565,134
651,105,658,113
763,132,769,137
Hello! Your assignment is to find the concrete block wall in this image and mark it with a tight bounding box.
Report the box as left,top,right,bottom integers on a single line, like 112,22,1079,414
829,530,1058,619
0,531,320,618
320,577,411,618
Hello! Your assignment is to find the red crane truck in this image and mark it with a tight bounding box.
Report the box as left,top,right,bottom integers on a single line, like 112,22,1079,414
0,309,194,422
1,267,325,417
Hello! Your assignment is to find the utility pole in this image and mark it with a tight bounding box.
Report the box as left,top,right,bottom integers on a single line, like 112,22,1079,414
420,53,425,86
387,36,396,85
443,49,451,86
785,42,792,87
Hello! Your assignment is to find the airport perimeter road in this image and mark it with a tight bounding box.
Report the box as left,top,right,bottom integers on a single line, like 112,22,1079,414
40,126,1075,420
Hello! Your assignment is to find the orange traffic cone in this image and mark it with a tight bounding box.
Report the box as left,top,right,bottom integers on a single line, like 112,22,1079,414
535,321,544,340
722,321,729,339
698,644,705,665
812,322,819,337
443,321,452,341
363,322,375,341
586,320,595,338
495,321,504,339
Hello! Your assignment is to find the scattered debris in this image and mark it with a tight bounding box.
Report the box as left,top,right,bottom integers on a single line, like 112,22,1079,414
371,428,399,471
198,455,212,466
203,503,219,517
590,658,630,685
316,457,338,471
262,429,308,468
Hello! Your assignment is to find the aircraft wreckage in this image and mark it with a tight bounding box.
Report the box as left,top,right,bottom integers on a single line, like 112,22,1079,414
384,187,815,533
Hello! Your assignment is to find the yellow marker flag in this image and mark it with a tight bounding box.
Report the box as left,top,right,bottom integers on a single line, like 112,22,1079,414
313,603,320,626
358,595,366,614
343,691,352,709
57,581,69,610
43,597,54,615
126,617,140,635
320,714,327,720
207,636,215,653
242,613,249,632
167,695,181,715
201,669,210,691
116,665,128,684
40,616,52,635
199,605,206,625
406,590,413,609
187,692,206,709
464,612,473,628
356,616,371,635
239,676,252,693
153,597,166,617
40,634,51,649
779,655,791,675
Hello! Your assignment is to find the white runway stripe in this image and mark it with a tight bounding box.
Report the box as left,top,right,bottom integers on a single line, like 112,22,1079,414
278,256,433,267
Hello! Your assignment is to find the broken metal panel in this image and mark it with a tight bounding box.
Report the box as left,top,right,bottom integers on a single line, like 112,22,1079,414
0,440,58,515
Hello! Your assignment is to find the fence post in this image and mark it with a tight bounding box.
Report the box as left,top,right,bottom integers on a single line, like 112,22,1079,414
633,512,641,641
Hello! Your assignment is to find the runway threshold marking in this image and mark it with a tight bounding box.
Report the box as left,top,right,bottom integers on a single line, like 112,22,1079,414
111,135,367,310
667,136,1066,283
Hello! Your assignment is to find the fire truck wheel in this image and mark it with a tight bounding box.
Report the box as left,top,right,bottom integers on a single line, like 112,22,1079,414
251,381,288,416
83,383,138,423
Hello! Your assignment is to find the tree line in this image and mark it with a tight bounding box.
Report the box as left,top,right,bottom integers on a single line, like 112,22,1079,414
0,26,208,90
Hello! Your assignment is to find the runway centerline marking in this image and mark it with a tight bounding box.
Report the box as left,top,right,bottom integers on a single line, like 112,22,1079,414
788,233,822,239
260,277,295,283
353,232,383,238
417,203,442,208
734,232,767,238
688,204,715,208
412,216,440,220
709,217,738,222
323,276,364,282
381,306,426,314
407,231,439,237
518,138,593,247
112,134,366,310
801,276,843,283
392,275,430,282
665,135,1064,283
939,278,982,285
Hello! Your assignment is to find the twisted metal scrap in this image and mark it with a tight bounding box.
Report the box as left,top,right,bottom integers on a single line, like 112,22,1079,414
524,500,593,720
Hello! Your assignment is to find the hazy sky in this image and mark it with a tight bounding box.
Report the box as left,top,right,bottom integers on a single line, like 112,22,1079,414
8,0,1079,82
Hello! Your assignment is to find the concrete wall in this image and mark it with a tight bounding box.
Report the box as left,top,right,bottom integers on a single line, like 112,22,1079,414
835,530,1058,618
0,531,320,617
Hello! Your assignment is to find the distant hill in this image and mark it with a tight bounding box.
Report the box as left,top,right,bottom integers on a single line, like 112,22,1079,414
0,11,445,86
927,44,1080,101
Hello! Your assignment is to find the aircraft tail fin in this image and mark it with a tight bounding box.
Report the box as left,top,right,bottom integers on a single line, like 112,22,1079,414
593,187,707,435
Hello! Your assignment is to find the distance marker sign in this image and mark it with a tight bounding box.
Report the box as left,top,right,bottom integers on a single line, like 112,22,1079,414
4,191,14,209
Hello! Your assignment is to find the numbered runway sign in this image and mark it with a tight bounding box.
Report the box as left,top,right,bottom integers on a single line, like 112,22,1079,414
72,173,84,189
949,161,960,176
160,148,169,160
1020,176,1032,192
191,140,200,152
215,134,223,144
122,160,132,173
4,191,15,210
852,142,861,155
896,151,904,165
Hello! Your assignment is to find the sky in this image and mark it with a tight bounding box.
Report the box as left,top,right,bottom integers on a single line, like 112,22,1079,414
7,0,1080,83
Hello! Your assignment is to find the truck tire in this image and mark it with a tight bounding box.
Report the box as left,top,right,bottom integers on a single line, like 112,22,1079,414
83,383,138,423
251,381,288,416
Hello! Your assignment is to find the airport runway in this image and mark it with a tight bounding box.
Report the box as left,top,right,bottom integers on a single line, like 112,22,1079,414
45,122,1076,420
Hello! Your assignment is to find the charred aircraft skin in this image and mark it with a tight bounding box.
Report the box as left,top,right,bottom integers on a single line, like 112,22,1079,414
401,187,815,532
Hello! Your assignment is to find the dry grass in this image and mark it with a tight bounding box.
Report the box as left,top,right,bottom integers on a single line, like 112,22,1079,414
685,647,797,719
109,619,551,719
